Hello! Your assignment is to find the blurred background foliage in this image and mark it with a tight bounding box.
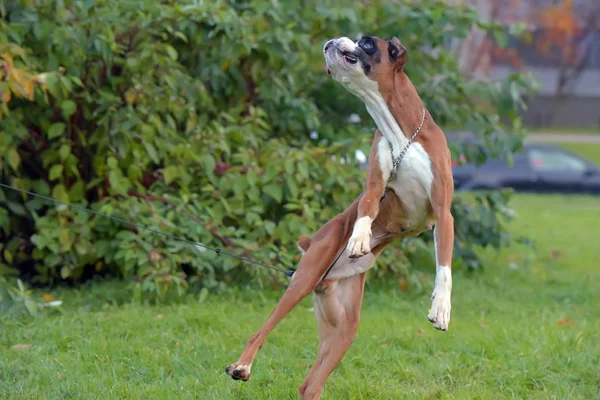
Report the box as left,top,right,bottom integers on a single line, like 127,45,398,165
0,0,534,301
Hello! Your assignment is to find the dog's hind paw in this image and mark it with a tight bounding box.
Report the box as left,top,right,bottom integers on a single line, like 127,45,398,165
225,363,251,381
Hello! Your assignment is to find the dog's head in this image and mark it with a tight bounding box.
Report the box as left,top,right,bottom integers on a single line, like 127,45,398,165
323,35,407,100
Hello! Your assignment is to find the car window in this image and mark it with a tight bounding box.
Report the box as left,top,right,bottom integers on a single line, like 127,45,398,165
528,148,587,173
480,152,528,170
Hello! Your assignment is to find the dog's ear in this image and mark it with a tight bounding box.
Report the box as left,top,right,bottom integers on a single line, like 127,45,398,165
388,37,407,71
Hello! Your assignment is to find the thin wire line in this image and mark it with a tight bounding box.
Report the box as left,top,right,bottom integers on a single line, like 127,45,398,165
0,183,295,277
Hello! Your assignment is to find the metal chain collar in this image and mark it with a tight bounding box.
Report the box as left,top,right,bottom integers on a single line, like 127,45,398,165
388,107,426,181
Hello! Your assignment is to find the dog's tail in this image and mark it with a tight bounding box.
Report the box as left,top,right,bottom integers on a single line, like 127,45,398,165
297,236,312,255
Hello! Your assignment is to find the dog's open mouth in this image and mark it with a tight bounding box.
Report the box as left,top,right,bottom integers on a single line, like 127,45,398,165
343,53,357,64
325,53,357,75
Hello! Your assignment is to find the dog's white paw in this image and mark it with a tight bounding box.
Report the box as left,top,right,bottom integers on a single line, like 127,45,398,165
347,230,371,258
428,290,451,331
428,266,452,331
225,364,251,381
347,217,372,258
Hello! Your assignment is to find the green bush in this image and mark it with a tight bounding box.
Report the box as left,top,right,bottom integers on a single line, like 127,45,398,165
0,0,534,300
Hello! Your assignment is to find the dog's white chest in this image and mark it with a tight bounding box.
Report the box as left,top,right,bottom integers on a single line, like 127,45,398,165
383,142,434,227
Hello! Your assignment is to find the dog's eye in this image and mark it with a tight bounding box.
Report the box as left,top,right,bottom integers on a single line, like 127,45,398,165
359,37,374,49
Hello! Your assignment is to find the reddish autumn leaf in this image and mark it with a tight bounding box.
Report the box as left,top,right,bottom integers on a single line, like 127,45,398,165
213,161,232,176
399,277,408,292
550,250,564,259
557,316,574,327
42,293,56,302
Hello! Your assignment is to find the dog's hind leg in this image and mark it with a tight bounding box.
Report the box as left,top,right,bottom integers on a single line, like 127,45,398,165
225,219,349,382
298,272,367,400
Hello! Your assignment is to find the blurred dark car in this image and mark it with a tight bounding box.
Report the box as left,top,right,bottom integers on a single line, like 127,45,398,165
452,143,600,194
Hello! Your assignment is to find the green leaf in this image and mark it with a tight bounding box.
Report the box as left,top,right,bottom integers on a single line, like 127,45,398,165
59,144,71,161
31,180,51,196
298,160,309,179
7,148,20,170
108,171,129,196
198,287,208,303
61,100,77,118
60,75,73,93
71,76,85,87
68,180,85,201
24,299,38,317
17,279,25,293
166,45,178,60
31,234,45,249
49,165,64,181
143,142,159,164
284,159,295,174
7,201,27,216
163,165,178,185
107,157,118,169
287,179,299,198
60,266,70,279
493,29,508,48
0,209,8,233
4,249,13,264
45,75,58,90
59,229,72,251
86,177,105,190
51,184,69,203
263,184,283,203
264,220,276,235
174,31,188,42
232,177,247,195
48,123,66,139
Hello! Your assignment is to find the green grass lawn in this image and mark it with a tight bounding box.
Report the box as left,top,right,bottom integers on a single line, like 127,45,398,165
1,195,599,399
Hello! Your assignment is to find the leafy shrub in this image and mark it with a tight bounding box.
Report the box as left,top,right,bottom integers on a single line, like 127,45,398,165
0,0,534,299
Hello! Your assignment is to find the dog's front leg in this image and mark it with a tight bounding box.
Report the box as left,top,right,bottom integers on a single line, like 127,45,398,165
427,170,454,331
347,130,392,258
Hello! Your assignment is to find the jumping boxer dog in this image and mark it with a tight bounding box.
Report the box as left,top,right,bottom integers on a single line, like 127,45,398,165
225,35,454,399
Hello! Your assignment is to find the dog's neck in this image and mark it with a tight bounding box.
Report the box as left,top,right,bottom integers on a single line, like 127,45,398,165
360,72,424,158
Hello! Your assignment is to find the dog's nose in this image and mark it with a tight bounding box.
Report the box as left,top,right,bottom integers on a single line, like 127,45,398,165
323,40,334,53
